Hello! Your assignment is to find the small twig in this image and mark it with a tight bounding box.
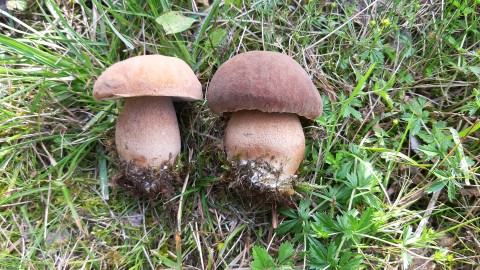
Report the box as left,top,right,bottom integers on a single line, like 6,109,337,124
177,150,193,232
191,222,205,269
143,246,155,270
271,205,278,229
43,179,52,242
464,147,480,163
312,140,323,184
176,149,193,268
414,190,440,239
40,142,57,166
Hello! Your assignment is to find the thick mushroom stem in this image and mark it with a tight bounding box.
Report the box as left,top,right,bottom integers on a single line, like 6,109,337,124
224,110,306,188
115,96,181,167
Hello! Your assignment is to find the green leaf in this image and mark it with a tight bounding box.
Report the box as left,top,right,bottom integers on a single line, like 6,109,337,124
277,202,310,236
450,127,471,185
419,145,440,158
97,143,109,200
308,239,330,269
339,252,363,269
313,213,339,234
401,250,412,270
276,219,302,235
344,106,363,121
458,120,480,138
338,64,376,121
6,0,27,11
153,252,177,268
356,207,375,232
432,169,452,180
277,242,294,265
468,66,480,76
447,35,458,48
251,246,275,270
0,34,77,70
426,181,446,193
370,49,384,64
376,77,395,108
447,180,462,202
298,199,311,220
208,28,228,48
226,0,242,7
156,11,197,35
192,0,221,59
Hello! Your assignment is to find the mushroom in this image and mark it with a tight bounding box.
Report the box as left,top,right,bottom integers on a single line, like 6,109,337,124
207,51,322,190
93,55,202,168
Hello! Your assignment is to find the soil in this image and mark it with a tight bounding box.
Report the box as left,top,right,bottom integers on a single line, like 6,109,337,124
221,158,298,207
111,160,183,214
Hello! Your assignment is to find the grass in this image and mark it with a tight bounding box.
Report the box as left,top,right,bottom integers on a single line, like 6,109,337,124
0,0,479,269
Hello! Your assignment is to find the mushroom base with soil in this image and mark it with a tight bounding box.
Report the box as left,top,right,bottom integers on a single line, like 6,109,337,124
224,110,306,191
112,96,183,199
111,159,183,203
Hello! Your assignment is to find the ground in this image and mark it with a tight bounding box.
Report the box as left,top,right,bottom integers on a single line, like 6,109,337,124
0,0,479,269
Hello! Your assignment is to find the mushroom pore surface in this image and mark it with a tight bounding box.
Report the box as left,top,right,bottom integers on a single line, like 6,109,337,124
115,96,180,167
224,110,305,177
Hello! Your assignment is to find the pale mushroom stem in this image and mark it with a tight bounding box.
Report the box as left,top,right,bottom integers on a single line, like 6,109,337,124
224,110,306,188
115,96,181,167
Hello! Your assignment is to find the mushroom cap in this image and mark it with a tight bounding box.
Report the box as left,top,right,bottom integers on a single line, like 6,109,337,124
93,55,202,101
207,51,322,119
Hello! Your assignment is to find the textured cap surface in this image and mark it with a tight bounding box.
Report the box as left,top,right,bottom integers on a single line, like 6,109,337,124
207,51,322,119
93,55,202,101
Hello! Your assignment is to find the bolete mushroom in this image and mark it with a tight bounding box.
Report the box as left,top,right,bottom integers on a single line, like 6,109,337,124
93,55,202,169
207,51,322,191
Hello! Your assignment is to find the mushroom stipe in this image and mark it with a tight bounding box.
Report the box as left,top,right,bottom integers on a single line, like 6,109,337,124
224,110,305,189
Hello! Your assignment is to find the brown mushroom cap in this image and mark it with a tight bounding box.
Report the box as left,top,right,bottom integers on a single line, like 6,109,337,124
93,55,202,101
207,51,322,119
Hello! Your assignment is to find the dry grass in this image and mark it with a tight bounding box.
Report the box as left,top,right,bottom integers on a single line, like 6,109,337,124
0,0,479,269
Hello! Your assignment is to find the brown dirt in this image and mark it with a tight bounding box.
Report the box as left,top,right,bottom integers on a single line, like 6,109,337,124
111,160,183,214
220,158,298,207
